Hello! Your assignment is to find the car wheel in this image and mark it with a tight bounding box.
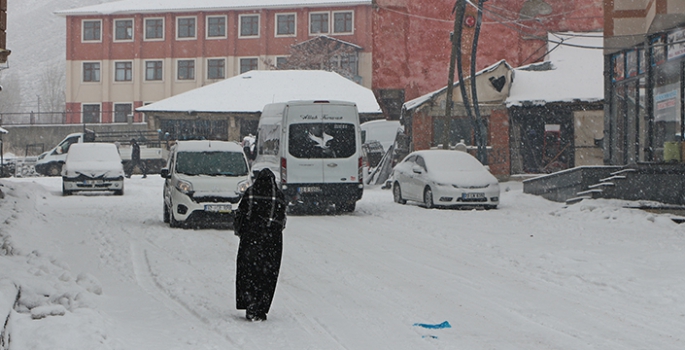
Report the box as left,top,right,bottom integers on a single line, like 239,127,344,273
163,203,170,223
169,203,181,228
393,182,406,204
113,188,124,196
423,187,434,209
48,163,62,177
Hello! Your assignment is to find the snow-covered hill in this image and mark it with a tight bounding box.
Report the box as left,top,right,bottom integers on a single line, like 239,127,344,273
3,0,112,112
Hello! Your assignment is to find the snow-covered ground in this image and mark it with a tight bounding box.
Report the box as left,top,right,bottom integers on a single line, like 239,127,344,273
0,176,684,349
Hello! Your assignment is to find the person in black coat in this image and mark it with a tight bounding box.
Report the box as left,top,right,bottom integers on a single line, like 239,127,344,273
126,138,147,178
235,168,286,322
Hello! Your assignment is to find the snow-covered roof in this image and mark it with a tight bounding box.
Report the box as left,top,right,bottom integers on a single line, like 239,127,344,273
403,60,512,112
174,140,243,153
136,70,382,115
56,0,371,16
506,32,604,107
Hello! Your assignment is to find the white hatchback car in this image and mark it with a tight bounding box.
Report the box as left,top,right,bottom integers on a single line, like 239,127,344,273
161,140,251,228
61,143,125,196
391,149,500,209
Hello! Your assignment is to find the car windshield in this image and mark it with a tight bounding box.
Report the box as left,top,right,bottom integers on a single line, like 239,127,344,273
68,144,120,163
288,123,356,159
175,151,248,176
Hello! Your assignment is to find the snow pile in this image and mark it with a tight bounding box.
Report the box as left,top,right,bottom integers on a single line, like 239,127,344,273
0,182,118,349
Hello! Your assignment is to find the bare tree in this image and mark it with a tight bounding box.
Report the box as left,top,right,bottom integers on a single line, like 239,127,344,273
0,72,23,117
274,35,361,81
38,62,65,123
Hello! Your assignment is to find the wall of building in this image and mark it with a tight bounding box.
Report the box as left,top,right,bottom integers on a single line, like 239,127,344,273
373,0,603,104
64,5,374,124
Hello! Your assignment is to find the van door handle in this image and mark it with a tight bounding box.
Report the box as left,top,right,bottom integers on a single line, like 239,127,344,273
327,163,338,167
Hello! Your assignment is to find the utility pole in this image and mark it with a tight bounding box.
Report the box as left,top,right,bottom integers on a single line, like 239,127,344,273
470,0,487,164
443,1,466,149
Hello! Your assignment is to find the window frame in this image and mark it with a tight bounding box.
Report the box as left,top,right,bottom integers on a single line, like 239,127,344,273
275,13,297,37
144,60,164,81
332,11,354,35
176,59,196,81
275,56,289,68
114,61,133,82
82,19,102,42
82,62,101,83
207,58,226,80
144,17,165,41
113,103,133,123
309,11,329,35
206,15,227,39
176,16,197,40
239,14,260,38
82,104,102,124
239,57,258,74
113,18,134,42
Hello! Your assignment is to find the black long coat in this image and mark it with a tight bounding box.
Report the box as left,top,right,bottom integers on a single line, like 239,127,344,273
235,169,287,315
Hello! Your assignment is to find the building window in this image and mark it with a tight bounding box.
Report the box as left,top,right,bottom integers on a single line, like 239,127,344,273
333,11,353,34
240,58,258,73
114,103,132,123
114,19,133,41
83,104,100,123
145,61,163,81
240,14,259,37
276,14,296,36
115,61,133,82
177,17,196,39
83,62,100,82
207,16,226,38
177,60,195,80
276,57,288,68
145,18,164,40
310,12,329,34
83,20,101,41
207,59,225,79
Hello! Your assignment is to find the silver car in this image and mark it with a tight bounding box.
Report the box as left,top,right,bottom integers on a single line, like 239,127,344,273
391,150,499,209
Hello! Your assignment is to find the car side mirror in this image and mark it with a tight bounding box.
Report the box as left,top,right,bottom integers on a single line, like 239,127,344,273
412,165,423,174
160,168,169,178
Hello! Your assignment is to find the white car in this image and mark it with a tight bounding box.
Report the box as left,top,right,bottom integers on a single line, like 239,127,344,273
391,150,499,209
61,143,125,196
161,140,251,228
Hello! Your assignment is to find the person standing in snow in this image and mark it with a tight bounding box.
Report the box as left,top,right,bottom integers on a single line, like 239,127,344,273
234,168,286,322
126,138,147,178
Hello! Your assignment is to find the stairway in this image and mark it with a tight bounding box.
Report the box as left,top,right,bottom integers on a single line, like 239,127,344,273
565,168,637,205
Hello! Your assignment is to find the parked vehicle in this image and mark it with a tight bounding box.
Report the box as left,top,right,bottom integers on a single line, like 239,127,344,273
35,129,169,177
391,149,500,209
61,143,125,196
251,100,364,213
161,140,251,228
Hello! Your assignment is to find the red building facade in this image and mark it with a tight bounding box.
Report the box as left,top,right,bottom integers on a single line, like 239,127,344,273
371,0,604,119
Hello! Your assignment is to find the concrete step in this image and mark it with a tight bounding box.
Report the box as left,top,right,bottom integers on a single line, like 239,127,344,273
566,195,592,205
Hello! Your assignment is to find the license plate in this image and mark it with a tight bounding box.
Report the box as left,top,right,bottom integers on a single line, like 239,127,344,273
462,193,485,199
298,186,322,193
84,179,103,185
204,204,232,213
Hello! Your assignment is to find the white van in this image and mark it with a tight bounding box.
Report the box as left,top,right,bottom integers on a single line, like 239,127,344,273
251,100,364,212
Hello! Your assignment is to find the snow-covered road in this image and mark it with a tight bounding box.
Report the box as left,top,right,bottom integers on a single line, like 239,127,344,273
1,175,684,349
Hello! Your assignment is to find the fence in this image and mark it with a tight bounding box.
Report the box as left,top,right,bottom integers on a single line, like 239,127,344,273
0,112,66,125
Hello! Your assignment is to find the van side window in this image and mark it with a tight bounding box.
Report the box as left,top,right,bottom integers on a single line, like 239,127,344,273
258,124,280,156
288,123,356,159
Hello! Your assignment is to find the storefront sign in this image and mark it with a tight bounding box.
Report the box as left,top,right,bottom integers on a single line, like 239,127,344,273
652,35,666,66
613,52,625,81
626,50,638,77
654,84,679,122
668,28,685,60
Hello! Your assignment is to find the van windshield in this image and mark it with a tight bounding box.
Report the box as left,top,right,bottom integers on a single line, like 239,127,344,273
175,151,248,176
288,123,356,159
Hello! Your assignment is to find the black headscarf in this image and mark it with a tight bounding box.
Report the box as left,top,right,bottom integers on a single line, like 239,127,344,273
238,168,286,230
